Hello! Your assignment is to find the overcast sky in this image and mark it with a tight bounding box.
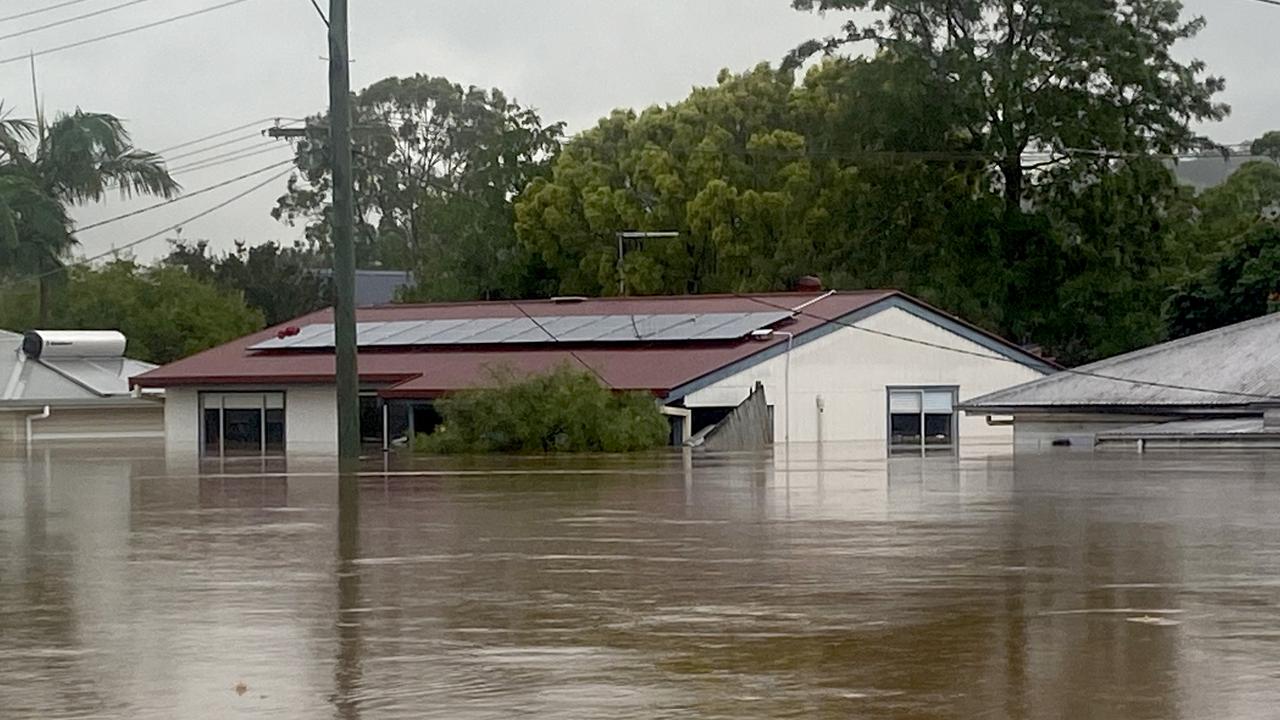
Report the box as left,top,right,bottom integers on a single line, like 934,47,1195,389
0,0,1272,263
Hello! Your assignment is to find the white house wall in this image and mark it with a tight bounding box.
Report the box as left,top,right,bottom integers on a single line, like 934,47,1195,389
1012,414,1168,452
682,306,1047,446
1,405,163,445
163,385,338,459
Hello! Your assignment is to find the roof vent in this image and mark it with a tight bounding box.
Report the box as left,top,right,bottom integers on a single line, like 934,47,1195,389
550,296,589,304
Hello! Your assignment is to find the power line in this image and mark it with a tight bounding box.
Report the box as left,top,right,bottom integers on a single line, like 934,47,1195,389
0,0,258,67
76,158,295,234
167,140,281,173
306,0,329,26
0,0,96,24
169,144,292,175
156,117,302,155
0,0,156,43
0,167,294,292
509,301,614,388
164,132,270,163
1240,0,1280,7
733,293,1280,402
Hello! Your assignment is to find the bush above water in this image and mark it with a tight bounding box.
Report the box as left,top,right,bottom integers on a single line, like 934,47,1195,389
414,366,670,454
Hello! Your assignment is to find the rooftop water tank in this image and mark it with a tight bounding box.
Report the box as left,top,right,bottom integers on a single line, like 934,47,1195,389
22,330,128,359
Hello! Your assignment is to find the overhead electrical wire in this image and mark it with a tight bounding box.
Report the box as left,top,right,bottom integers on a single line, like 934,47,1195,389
166,140,283,173
0,0,259,66
0,166,295,292
169,144,292,175
163,132,274,163
156,117,303,155
731,293,1280,403
509,301,614,388
0,0,97,25
0,0,157,43
77,158,295,234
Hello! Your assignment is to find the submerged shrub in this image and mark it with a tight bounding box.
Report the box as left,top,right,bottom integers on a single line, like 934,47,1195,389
415,365,669,454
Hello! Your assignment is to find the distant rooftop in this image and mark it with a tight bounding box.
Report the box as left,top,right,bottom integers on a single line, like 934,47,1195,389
314,269,414,306
963,312,1280,412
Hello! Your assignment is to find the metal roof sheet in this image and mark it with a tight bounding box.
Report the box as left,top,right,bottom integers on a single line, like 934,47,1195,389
247,311,793,351
132,291,1052,396
964,312,1280,410
0,332,157,402
1097,417,1267,439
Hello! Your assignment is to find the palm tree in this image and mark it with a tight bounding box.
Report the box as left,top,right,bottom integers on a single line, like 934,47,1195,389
0,107,179,324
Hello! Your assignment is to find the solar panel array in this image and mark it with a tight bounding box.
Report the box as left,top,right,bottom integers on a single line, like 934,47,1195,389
248,312,792,351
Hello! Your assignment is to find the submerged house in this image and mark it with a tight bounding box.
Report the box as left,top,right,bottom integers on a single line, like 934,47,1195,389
131,290,1054,458
0,330,163,446
962,312,1280,451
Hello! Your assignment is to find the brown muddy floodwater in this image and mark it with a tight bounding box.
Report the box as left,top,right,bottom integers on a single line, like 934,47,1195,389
2,445,1280,719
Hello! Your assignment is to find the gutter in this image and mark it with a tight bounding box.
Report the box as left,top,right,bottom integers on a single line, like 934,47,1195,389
25,405,50,452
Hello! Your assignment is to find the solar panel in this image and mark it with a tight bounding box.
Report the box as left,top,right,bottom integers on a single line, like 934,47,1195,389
247,311,792,351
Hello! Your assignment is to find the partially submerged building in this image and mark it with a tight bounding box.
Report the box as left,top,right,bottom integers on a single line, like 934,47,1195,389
962,312,1280,451
1,330,162,446
132,290,1055,458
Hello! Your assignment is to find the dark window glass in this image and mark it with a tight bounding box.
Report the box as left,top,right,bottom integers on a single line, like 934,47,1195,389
890,413,922,446
386,402,411,444
203,408,221,455
265,409,286,454
222,409,262,454
924,413,953,445
359,395,382,444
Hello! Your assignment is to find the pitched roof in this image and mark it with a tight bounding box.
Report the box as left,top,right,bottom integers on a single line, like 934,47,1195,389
963,312,1280,411
132,291,1052,398
0,331,157,406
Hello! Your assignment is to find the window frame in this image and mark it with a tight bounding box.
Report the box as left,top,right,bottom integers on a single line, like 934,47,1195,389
885,385,959,456
198,391,287,458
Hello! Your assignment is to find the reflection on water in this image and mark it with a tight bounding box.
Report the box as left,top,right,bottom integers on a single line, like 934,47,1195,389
3,444,1280,718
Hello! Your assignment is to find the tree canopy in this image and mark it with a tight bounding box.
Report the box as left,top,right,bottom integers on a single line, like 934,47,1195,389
274,74,564,300
789,0,1227,211
2,259,263,365
0,108,178,323
164,240,329,326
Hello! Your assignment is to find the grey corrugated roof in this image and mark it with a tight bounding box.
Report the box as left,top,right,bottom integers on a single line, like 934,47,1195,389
0,331,157,403
1097,418,1267,439
963,312,1280,410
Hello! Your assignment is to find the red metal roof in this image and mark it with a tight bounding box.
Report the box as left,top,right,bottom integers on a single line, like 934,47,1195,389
131,291,1042,398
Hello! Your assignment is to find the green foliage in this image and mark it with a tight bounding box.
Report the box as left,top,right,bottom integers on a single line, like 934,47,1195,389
0,108,177,323
1180,161,1280,258
1251,132,1280,163
416,366,669,454
23,260,264,364
164,240,329,325
790,0,1227,210
273,74,564,300
1165,224,1280,339
516,58,1200,364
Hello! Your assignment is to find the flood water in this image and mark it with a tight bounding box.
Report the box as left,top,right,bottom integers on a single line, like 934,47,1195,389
2,444,1280,719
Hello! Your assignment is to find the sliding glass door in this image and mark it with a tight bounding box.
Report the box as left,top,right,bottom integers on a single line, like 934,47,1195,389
200,392,286,456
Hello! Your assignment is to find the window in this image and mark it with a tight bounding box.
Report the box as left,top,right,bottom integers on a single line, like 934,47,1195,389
888,388,956,454
200,392,286,456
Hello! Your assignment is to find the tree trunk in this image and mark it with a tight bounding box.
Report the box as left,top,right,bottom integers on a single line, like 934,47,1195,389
1002,156,1024,214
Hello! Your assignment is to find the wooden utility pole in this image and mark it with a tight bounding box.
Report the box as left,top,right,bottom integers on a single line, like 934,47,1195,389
329,0,360,465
